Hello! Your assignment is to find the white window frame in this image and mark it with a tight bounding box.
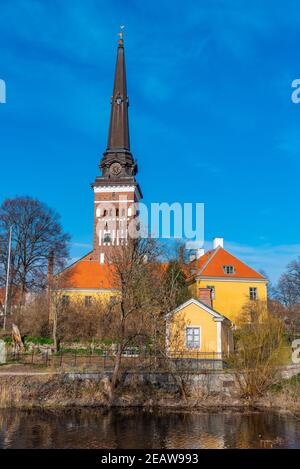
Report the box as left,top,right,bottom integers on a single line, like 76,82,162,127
223,265,235,275
185,326,201,349
84,296,92,307
249,287,258,300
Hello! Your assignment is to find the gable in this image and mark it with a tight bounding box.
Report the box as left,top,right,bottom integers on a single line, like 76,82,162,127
166,297,230,323
196,247,265,280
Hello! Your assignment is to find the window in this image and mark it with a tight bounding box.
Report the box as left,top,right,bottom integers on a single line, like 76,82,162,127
186,327,200,349
103,233,111,244
62,295,70,306
206,285,216,299
121,208,125,216
223,265,235,275
109,296,117,305
249,287,258,300
100,253,105,264
116,208,119,217
85,296,92,307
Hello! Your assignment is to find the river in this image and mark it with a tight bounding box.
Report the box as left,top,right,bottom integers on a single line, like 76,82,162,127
0,408,299,449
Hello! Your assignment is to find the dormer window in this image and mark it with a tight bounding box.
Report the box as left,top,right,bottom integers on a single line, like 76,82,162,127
223,265,235,275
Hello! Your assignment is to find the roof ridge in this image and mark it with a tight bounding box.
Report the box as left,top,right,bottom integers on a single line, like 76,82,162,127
58,251,93,275
197,246,220,275
166,297,231,322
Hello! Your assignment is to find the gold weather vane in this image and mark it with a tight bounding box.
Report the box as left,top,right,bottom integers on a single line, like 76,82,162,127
118,25,125,39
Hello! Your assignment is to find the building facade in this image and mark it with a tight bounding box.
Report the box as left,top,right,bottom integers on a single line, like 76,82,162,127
187,238,268,324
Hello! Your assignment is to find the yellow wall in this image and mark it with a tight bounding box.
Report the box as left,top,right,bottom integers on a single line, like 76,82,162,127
167,301,232,358
189,279,268,324
57,289,119,304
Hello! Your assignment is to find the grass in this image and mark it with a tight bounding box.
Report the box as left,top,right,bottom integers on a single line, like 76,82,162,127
270,373,300,395
24,336,54,345
57,348,106,356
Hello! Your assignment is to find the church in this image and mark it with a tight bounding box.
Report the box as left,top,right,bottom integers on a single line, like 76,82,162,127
58,34,268,333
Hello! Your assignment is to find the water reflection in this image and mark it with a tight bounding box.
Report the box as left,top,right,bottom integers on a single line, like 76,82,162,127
0,408,299,449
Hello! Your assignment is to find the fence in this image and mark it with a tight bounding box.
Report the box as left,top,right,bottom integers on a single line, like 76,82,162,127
6,349,228,372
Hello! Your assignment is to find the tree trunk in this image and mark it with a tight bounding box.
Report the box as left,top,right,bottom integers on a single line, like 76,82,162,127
52,309,58,353
108,344,122,404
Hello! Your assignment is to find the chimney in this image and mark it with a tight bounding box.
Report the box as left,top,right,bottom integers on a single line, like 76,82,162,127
189,253,196,262
195,248,205,259
213,237,224,250
198,288,212,308
179,246,184,264
47,251,54,291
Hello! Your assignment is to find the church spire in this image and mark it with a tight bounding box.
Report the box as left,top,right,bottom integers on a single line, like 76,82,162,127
98,30,137,180
106,34,130,152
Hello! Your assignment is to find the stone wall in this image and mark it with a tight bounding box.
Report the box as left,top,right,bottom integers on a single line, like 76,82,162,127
66,370,238,397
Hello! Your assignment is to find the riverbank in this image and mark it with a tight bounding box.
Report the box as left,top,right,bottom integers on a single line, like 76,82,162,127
0,366,300,415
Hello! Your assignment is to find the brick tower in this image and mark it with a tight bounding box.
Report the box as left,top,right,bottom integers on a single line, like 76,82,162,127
91,34,142,263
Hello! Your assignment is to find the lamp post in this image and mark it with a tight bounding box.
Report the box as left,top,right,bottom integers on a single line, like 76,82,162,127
3,226,12,330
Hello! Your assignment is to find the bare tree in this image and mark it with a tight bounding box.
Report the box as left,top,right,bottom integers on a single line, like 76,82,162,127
274,258,300,335
229,302,286,402
0,197,70,307
103,237,162,403
275,259,300,306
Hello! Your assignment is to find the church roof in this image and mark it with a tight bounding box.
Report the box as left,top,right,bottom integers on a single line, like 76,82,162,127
58,254,117,290
187,246,266,281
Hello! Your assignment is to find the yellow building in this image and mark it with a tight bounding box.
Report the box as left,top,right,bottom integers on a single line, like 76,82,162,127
186,238,268,325
55,252,119,306
166,298,233,358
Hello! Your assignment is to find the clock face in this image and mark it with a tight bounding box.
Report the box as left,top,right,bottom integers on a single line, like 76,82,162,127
110,162,122,176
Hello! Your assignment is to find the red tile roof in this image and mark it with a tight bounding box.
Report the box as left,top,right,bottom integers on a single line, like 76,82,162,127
59,257,117,290
187,247,266,280
57,245,266,291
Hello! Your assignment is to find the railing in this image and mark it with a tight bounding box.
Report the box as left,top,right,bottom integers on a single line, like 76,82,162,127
5,349,228,373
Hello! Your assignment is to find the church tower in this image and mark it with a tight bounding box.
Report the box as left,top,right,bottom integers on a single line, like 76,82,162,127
92,34,142,263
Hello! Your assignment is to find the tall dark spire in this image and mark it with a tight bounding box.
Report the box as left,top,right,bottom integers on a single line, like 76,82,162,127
97,35,137,181
107,36,130,152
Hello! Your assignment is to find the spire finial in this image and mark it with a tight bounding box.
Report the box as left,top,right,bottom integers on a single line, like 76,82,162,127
118,25,125,44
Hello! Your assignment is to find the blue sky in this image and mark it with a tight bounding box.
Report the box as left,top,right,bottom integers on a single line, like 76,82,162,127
1,0,300,283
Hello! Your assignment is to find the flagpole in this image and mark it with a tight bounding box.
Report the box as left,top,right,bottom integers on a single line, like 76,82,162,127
3,226,12,331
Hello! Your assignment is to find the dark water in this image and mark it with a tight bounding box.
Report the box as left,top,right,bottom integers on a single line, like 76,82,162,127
0,408,300,449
